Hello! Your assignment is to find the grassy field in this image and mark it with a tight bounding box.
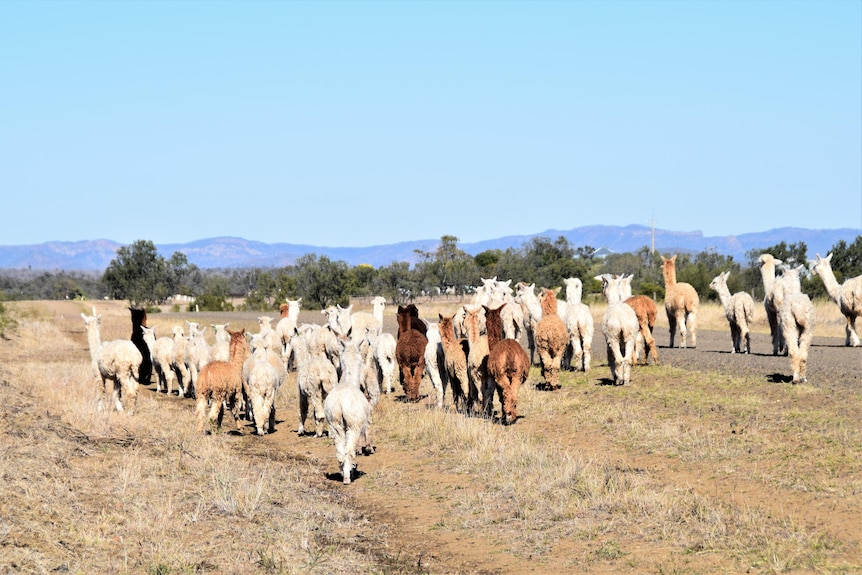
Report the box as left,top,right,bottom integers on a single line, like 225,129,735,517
0,298,859,574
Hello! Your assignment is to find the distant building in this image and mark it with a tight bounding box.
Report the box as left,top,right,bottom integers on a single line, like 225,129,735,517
593,246,615,259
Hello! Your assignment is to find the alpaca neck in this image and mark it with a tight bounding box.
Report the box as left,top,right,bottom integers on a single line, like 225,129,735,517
663,267,677,288
815,263,843,302
714,284,732,311
540,293,557,317
485,318,503,349
760,264,776,295
465,315,481,343
85,324,101,362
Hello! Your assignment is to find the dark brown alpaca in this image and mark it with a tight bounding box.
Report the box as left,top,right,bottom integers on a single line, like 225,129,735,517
130,307,152,385
395,305,428,402
483,303,530,425
534,287,568,390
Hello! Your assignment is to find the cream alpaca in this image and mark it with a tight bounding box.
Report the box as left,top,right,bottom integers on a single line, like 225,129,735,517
708,271,755,354
661,255,699,348
809,253,862,347
535,287,569,390
81,311,143,414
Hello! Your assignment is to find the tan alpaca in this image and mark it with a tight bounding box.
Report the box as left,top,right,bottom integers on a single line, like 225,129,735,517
809,253,862,347
661,255,700,348
619,275,659,365
195,328,249,434
463,305,490,415
437,313,471,413
535,287,569,390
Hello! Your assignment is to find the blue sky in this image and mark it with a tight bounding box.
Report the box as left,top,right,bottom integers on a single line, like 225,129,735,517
1,0,860,248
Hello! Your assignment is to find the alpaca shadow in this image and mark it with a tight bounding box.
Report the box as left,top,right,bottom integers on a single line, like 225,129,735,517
534,382,561,392
325,469,366,484
766,373,794,384
395,394,428,404
597,377,622,386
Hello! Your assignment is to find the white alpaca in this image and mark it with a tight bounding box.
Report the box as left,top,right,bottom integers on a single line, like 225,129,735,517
256,316,280,354
423,323,450,409
758,253,786,356
563,277,594,371
184,321,210,398
141,326,178,395
81,311,143,413
779,291,816,384
596,275,639,386
210,323,231,362
373,332,397,394
294,326,339,437
242,332,287,420
515,282,542,365
463,305,491,414
708,271,755,354
346,296,386,339
275,298,302,367
324,334,374,484
246,344,280,435
169,325,192,397
809,253,862,347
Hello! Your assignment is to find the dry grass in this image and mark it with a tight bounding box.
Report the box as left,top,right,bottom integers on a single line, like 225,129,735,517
0,299,859,574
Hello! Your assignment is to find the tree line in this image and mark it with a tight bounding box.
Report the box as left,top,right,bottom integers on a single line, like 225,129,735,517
1,234,860,312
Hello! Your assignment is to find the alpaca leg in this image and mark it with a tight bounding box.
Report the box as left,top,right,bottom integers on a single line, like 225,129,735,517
644,328,658,364
847,315,860,347
313,398,326,437
730,324,740,353
667,314,677,348
634,332,644,365
482,375,496,417
124,377,138,415
113,380,124,412
622,337,635,385
343,427,359,484
686,311,697,348
268,403,277,434
500,381,518,425
767,310,781,355
195,397,209,433
571,336,584,372
583,336,592,371
676,312,688,348
297,388,308,435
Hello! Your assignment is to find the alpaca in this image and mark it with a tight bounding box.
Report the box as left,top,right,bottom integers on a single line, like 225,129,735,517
618,275,658,365
661,255,700,348
708,271,755,354
373,332,397,394
483,303,530,424
395,304,428,402
423,323,450,409
81,311,143,414
324,334,374,484
809,253,862,347
195,328,249,434
758,253,786,355
345,296,387,339
256,316,280,355
596,274,639,386
515,282,542,366
169,325,192,397
463,305,490,415
141,326,178,394
130,308,152,386
242,333,287,423
294,326,339,437
275,298,302,368
184,321,210,398
534,287,569,390
245,343,280,435
437,312,471,412
778,291,816,384
562,277,594,371
210,323,231,362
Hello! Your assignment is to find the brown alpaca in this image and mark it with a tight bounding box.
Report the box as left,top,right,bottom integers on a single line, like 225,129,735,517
195,328,249,434
395,305,428,402
661,255,700,348
483,303,530,425
438,313,471,412
625,295,659,364
534,287,569,390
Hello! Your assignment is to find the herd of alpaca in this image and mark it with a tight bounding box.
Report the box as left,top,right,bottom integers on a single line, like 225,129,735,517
78,251,856,482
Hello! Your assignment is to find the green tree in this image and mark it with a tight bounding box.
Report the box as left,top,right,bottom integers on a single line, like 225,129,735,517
826,236,862,278
414,235,478,295
294,254,351,309
522,236,578,288
102,240,169,307
373,261,416,304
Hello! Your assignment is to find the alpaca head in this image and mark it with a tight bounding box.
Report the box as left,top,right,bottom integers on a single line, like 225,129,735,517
709,271,731,293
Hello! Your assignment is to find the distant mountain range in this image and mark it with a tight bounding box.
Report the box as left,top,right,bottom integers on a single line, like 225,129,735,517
0,225,858,272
